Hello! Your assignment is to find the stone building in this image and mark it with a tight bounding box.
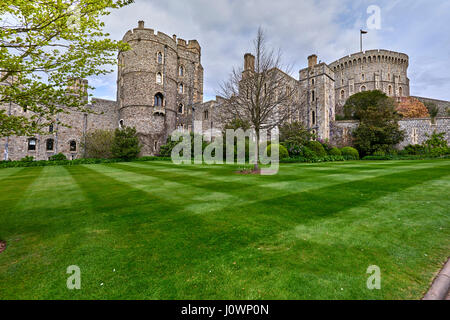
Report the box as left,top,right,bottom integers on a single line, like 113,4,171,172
1,22,449,161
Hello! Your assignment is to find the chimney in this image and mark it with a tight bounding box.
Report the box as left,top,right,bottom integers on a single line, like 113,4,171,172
138,20,145,29
244,53,255,72
308,54,318,68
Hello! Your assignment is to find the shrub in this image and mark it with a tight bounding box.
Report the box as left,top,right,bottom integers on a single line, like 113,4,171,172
305,141,327,157
300,146,317,160
49,153,67,161
341,147,360,160
328,147,342,156
266,144,289,160
429,147,449,157
160,133,210,159
82,129,115,159
372,150,386,157
20,156,34,162
403,144,426,155
111,127,141,160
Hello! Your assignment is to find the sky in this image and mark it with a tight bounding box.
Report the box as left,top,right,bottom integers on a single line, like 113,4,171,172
91,0,450,102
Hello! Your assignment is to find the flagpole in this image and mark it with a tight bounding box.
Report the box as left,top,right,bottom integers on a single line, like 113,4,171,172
360,30,363,52
360,30,368,52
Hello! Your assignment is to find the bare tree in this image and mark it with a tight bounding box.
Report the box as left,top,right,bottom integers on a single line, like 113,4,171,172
219,28,301,170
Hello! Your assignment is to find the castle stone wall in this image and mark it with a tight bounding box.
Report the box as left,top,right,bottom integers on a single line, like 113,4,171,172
330,118,450,149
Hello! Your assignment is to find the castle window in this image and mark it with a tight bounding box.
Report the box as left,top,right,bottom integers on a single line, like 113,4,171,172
388,85,392,96
178,83,184,94
119,119,124,128
360,85,367,92
412,128,419,145
368,57,372,63
179,66,184,76
156,73,162,84
23,106,28,113
70,140,77,152
154,141,158,151
28,138,37,151
340,90,345,100
204,110,209,120
157,52,163,64
311,90,315,102
49,124,54,133
154,93,164,107
341,79,344,86
399,87,403,97
312,111,316,125
311,79,315,86
388,73,391,81
361,74,365,81
178,104,184,114
46,139,54,151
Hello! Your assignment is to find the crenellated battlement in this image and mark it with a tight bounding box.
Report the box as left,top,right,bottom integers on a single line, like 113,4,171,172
329,49,409,72
122,21,201,57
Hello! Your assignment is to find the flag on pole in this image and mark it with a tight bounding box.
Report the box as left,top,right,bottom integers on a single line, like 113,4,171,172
361,30,368,34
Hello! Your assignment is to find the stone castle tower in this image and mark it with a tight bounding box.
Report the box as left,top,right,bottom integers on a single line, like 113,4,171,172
299,55,336,141
117,21,203,155
329,50,410,115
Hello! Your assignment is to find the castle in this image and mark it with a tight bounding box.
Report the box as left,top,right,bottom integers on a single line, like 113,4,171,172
1,21,449,161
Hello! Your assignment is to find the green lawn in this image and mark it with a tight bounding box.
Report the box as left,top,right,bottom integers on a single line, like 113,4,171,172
0,160,449,300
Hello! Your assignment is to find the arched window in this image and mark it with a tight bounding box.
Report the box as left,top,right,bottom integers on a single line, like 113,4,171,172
388,85,393,95
46,139,54,151
204,110,209,120
361,74,365,81
311,79,315,86
156,72,162,84
179,66,184,76
157,52,163,64
312,111,316,125
154,141,158,151
178,83,184,94
119,119,124,128
311,90,315,102
70,140,77,152
340,90,345,100
49,124,54,133
154,93,164,107
28,138,37,151
361,85,367,92
399,87,403,97
178,104,184,114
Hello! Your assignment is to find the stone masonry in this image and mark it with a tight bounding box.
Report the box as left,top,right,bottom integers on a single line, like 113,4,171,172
1,22,449,161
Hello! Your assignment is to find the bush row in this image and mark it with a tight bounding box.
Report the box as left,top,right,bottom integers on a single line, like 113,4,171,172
281,155,349,164
0,156,172,169
362,154,450,161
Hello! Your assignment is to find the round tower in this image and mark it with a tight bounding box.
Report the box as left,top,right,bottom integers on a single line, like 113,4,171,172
117,21,203,155
329,49,409,115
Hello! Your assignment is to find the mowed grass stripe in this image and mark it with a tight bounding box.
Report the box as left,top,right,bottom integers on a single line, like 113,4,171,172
114,161,448,212
86,164,243,212
232,173,450,300
0,161,448,299
180,163,449,299
0,166,89,299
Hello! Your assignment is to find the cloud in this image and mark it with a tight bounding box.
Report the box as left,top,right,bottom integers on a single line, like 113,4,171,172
91,0,450,102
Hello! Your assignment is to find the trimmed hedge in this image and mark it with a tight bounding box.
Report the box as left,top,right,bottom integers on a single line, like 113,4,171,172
362,154,450,161
0,156,172,169
328,147,342,156
341,147,360,160
281,155,346,163
266,144,289,160
306,141,327,157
